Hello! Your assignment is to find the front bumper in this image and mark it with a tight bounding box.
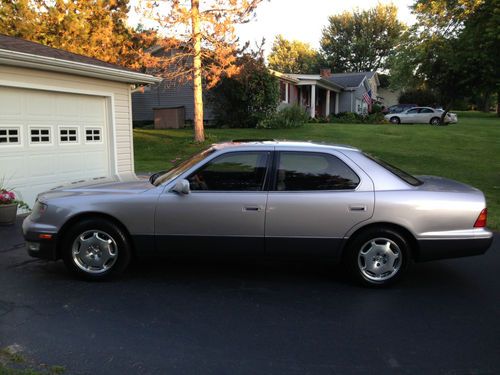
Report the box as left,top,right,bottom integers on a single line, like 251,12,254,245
22,215,59,260
416,229,493,262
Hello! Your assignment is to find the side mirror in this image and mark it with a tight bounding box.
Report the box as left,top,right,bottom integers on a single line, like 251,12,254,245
172,179,190,195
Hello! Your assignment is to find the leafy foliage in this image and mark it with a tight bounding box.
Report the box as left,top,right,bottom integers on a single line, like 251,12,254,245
389,0,499,115
399,89,438,107
209,56,279,128
329,112,386,124
320,4,404,72
0,0,157,70
257,105,308,129
267,35,321,74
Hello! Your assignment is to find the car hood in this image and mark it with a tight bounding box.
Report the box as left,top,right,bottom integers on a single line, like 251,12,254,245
37,174,154,201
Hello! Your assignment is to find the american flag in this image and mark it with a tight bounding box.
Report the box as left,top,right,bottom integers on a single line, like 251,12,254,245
363,90,372,112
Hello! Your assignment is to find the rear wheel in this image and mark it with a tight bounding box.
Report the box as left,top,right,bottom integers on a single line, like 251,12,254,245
62,218,131,280
345,227,410,287
430,117,441,125
390,116,400,124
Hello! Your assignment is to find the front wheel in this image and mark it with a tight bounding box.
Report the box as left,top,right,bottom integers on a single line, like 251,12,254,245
62,218,131,280
345,227,411,287
390,116,400,124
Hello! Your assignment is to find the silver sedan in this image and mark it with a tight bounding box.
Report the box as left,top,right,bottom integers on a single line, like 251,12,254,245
23,141,492,287
385,107,458,125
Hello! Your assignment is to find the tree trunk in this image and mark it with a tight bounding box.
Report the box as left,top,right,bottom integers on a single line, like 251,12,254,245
440,106,450,125
191,0,205,142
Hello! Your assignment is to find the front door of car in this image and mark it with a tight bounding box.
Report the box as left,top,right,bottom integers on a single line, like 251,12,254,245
265,151,374,260
155,151,271,255
404,108,420,123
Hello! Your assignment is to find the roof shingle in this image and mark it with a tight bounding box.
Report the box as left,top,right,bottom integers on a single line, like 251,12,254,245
325,71,375,88
0,34,135,73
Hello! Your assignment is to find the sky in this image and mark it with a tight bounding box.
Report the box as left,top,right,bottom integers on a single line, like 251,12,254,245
129,0,416,56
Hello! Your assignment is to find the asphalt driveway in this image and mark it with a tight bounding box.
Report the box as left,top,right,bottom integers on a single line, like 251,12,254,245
1,217,499,375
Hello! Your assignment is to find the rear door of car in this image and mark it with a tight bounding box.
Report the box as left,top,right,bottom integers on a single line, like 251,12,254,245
264,149,374,260
418,108,434,123
155,149,272,255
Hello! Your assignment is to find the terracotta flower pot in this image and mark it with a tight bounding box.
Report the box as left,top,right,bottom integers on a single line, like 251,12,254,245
0,203,18,225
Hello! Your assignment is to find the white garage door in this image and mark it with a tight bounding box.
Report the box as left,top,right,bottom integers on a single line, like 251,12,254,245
0,86,112,206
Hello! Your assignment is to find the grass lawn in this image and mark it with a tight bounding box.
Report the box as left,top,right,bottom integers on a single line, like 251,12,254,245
134,111,500,230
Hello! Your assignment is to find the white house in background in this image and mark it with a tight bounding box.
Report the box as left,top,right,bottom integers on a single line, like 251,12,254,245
272,69,381,117
0,34,160,206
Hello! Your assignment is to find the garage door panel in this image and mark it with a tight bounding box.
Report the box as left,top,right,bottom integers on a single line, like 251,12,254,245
26,91,54,117
0,89,23,117
56,94,80,117
0,87,112,206
58,151,84,173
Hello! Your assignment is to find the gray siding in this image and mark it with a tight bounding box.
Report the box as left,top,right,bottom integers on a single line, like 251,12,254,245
132,79,214,123
338,91,354,113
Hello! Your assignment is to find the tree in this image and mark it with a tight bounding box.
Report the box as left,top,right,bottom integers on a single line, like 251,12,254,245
0,0,156,70
320,4,404,72
267,35,321,74
209,55,279,128
390,0,500,118
140,0,264,142
399,89,437,106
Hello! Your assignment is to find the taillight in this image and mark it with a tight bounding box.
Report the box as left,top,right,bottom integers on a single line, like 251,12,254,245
474,208,487,228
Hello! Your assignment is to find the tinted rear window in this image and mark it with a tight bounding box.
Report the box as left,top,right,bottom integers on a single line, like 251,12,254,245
365,154,422,186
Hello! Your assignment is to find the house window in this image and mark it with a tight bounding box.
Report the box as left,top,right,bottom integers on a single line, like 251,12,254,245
30,128,51,144
59,127,78,143
356,99,362,114
85,128,102,142
280,81,289,103
0,128,20,145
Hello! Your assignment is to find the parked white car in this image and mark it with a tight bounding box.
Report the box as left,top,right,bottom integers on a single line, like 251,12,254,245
385,107,458,125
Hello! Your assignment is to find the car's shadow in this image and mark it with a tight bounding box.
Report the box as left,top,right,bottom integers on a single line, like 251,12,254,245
29,251,479,293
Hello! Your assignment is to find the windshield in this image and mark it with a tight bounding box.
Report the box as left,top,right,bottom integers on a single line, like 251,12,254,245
364,153,422,186
152,147,215,186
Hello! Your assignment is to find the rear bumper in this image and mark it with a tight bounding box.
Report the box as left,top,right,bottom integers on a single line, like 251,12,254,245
22,215,58,260
416,231,493,262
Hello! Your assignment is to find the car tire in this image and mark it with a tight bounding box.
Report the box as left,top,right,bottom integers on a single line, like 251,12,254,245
430,117,441,125
61,218,132,280
345,227,411,287
390,116,400,124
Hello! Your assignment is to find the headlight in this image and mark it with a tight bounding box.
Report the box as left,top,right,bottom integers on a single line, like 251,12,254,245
31,201,48,221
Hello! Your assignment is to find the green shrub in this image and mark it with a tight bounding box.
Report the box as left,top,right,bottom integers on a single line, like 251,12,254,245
257,105,308,129
209,56,279,128
371,103,384,114
329,111,387,124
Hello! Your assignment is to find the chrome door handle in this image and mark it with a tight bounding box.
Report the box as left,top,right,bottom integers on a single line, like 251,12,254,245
349,205,367,212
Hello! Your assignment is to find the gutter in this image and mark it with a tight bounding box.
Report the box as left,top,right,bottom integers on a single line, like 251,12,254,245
0,49,162,85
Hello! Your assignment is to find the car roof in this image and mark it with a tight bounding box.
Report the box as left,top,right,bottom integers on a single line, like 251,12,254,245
407,107,434,110
212,140,360,152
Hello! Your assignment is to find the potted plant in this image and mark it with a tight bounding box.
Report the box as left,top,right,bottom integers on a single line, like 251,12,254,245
0,187,30,225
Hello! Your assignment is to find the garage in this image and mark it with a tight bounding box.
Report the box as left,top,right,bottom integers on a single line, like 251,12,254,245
0,34,160,206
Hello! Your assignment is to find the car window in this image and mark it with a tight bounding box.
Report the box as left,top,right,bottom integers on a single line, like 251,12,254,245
188,152,269,191
364,153,422,186
153,148,215,186
419,108,433,113
275,152,360,191
407,108,420,114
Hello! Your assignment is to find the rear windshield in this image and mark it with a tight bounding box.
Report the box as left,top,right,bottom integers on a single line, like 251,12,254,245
364,153,422,186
